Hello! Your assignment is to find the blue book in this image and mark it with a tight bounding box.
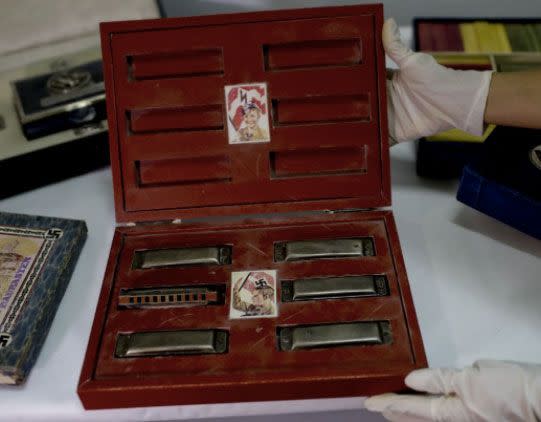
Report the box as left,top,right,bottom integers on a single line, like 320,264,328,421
457,165,541,240
457,125,541,239
0,212,87,384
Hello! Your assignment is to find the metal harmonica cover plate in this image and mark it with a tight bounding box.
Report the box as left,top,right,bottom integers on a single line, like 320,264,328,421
281,275,388,302
278,321,391,351
132,246,231,269
115,330,228,358
274,238,374,262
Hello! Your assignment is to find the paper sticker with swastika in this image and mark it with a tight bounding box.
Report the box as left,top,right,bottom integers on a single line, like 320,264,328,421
230,270,277,319
225,82,270,144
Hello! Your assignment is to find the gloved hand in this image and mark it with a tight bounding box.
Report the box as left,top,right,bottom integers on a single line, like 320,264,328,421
384,18,493,144
364,360,541,422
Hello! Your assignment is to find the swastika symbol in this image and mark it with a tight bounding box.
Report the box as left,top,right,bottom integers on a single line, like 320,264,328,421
0,333,12,348
45,228,63,239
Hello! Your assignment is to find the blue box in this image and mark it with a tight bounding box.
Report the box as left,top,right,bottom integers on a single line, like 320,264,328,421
457,165,541,240
0,212,87,384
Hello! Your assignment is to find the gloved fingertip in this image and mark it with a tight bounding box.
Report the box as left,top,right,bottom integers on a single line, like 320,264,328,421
404,368,433,391
364,393,399,411
383,17,398,33
382,17,399,47
407,367,461,395
382,17,412,65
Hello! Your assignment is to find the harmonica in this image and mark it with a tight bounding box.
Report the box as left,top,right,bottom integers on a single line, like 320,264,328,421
132,246,232,269
118,285,224,308
274,238,374,262
115,330,228,358
277,321,391,351
281,275,388,302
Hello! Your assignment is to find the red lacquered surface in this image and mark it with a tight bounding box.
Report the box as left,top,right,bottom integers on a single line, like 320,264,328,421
78,211,426,409
78,4,426,409
100,4,390,223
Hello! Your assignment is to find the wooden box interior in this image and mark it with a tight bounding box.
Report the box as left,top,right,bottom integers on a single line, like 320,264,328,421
79,211,426,408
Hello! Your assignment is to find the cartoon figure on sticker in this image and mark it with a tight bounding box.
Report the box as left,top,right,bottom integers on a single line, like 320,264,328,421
230,270,277,319
225,83,270,144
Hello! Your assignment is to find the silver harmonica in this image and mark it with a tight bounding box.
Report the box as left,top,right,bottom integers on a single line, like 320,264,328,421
132,246,232,269
274,238,374,262
115,330,228,358
118,285,224,308
281,275,388,302
278,321,391,351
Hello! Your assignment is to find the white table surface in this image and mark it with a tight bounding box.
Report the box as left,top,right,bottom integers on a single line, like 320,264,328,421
0,26,540,422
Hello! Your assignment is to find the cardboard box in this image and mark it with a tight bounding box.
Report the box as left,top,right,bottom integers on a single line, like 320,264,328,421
0,212,87,384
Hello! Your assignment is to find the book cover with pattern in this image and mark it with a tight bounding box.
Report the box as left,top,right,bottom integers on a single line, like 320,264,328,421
0,212,86,384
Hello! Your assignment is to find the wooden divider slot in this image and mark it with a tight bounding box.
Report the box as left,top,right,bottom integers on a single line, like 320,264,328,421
137,155,232,187
128,105,224,134
128,49,224,80
270,146,367,178
264,38,362,71
272,94,370,126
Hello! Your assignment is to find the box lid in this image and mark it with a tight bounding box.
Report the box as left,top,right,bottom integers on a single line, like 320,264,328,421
100,4,390,223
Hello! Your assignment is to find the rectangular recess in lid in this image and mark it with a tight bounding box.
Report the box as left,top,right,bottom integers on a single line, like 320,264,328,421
127,49,224,80
137,155,232,187
272,94,371,126
128,105,224,134
264,38,362,71
270,146,367,178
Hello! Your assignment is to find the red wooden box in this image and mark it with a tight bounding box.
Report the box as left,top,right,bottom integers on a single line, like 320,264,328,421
78,4,427,409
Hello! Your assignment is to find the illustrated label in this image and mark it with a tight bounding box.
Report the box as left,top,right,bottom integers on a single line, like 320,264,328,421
0,226,61,342
230,270,277,319
225,82,271,144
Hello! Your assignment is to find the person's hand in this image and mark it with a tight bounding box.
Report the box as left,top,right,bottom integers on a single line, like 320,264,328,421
364,360,541,421
384,18,493,145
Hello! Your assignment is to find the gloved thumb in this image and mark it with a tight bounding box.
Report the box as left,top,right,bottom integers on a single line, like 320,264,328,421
405,367,462,395
382,18,413,66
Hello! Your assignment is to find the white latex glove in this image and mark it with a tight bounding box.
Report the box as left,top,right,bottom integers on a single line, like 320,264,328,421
384,18,493,144
364,360,541,422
